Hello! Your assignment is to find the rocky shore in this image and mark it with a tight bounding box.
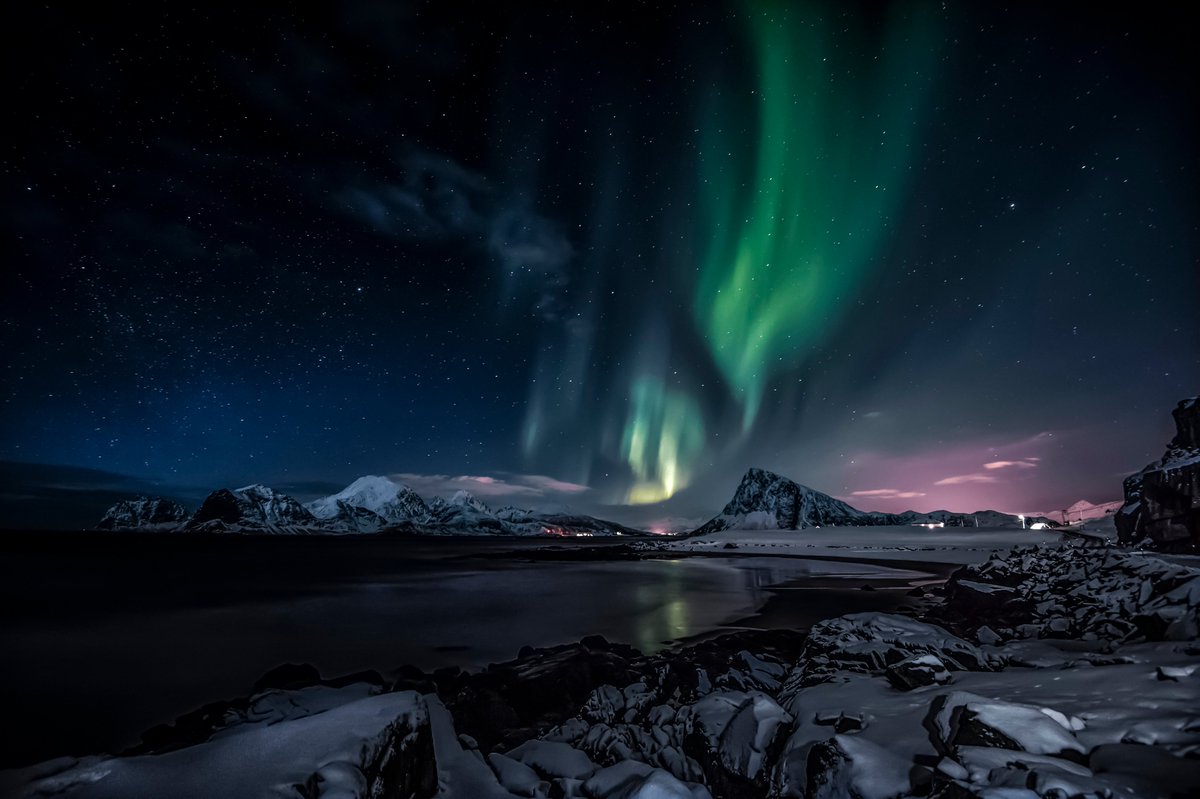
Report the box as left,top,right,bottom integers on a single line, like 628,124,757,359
4,543,1198,799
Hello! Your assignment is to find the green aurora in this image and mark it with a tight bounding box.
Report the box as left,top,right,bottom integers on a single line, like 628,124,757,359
695,2,940,428
622,2,941,502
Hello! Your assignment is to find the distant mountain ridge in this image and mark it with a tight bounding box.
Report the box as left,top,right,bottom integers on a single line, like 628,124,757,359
97,475,642,537
691,467,1056,536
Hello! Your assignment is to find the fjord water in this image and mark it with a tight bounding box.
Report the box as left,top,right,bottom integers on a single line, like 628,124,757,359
0,533,924,767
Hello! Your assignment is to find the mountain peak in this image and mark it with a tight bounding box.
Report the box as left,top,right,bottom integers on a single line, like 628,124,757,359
692,467,1053,536
710,468,857,531
449,490,492,515
306,475,429,523
741,466,784,483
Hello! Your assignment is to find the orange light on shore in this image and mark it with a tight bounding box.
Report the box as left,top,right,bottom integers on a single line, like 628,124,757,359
542,527,594,537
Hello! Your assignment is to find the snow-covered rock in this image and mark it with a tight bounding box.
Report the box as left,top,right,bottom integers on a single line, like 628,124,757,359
790,613,987,689
933,543,1200,644
885,653,953,691
715,692,792,781
504,739,597,780
929,691,1086,759
3,690,433,799
794,734,914,799
96,496,188,530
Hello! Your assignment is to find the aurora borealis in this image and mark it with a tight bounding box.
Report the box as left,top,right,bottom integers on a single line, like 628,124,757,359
2,1,1197,528
695,4,937,432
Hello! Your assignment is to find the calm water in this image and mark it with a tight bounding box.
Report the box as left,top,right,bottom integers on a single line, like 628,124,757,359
0,533,925,767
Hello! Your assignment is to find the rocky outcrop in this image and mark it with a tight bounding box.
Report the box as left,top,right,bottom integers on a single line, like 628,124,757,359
930,544,1200,644
97,496,189,530
1117,396,1200,551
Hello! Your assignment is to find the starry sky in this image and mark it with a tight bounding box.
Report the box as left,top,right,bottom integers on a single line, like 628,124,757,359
2,1,1197,529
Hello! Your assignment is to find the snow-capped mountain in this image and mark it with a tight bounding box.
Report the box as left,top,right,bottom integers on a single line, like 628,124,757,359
427,491,505,532
96,477,643,536
450,489,491,515
692,468,869,535
691,468,1054,536
184,484,330,534
97,497,189,530
494,505,535,521
306,475,429,524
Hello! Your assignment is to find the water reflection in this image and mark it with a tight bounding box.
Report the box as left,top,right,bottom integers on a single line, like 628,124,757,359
631,561,697,652
1,552,923,765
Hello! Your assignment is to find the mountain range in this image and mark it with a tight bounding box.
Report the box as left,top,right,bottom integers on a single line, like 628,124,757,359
97,467,1055,536
689,467,1056,535
98,475,643,537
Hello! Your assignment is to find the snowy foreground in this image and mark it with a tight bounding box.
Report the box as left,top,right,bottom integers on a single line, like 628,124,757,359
3,540,1199,799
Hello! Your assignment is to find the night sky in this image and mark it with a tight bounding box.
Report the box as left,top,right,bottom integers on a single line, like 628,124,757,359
3,1,1196,529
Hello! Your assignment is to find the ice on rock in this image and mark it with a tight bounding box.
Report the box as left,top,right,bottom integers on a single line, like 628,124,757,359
582,761,711,799
952,747,1103,797
614,770,711,799
583,684,626,725
716,693,793,780
735,650,785,691
427,695,518,799
505,739,597,780
582,761,657,795
689,690,763,752
797,734,913,799
486,752,545,797
930,691,1086,758
885,653,953,691
5,691,432,799
794,612,986,688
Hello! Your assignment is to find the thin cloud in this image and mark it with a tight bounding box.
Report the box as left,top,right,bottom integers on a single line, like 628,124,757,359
517,474,590,494
391,472,588,499
849,488,926,499
934,473,999,486
984,459,1038,470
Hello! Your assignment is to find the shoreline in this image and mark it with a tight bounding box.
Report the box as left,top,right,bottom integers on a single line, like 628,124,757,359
7,541,1196,798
